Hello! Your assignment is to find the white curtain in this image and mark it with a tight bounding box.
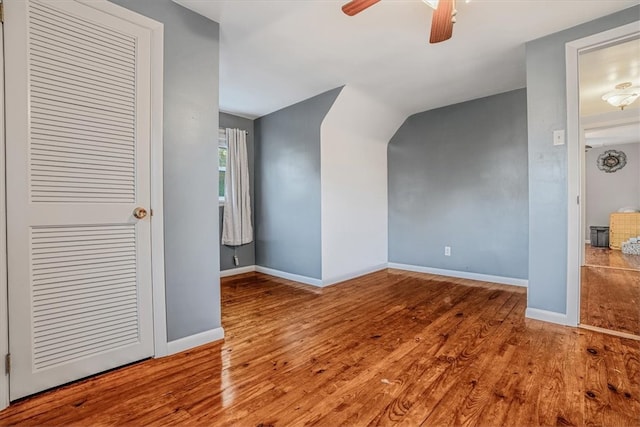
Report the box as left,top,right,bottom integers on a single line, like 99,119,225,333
222,128,253,246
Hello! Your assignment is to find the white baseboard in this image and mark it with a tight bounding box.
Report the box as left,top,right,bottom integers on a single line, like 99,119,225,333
388,263,528,288
585,240,591,245
322,263,388,286
166,327,225,356
525,308,568,326
220,265,256,277
255,266,323,287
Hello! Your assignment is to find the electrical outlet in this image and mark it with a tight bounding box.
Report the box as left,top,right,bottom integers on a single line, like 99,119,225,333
444,246,451,256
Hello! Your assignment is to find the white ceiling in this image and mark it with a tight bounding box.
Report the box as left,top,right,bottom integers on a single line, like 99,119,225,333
176,0,640,119
585,122,640,147
580,37,640,117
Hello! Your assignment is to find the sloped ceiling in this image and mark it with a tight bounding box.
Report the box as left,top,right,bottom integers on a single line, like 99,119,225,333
175,0,640,119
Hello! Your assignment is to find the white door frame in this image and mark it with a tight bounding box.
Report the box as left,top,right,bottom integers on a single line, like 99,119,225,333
0,0,167,410
565,21,640,327
0,12,9,411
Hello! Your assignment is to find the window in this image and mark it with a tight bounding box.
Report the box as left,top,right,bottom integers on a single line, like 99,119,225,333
218,129,227,203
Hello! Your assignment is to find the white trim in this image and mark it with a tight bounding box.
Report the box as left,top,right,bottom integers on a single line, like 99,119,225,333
525,308,569,326
255,266,324,287
322,264,388,287
565,21,640,328
0,18,9,412
166,327,225,356
220,265,256,277
149,21,167,358
585,240,591,245
388,263,528,288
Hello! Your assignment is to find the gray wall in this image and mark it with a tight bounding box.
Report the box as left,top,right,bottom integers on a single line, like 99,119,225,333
526,6,640,314
110,0,221,341
254,88,342,279
219,112,255,270
586,143,640,234
388,89,529,280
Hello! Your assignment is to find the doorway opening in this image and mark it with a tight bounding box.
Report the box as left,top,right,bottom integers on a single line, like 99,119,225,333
566,23,640,338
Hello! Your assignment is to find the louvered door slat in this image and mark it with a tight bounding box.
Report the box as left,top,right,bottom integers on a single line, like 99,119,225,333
31,52,135,87
33,255,135,271
31,106,135,131
32,236,134,246
34,249,134,260
30,39,136,77
34,335,140,369
29,17,135,59
30,33,136,72
33,301,138,325
32,140,135,158
32,275,137,295
30,1,136,49
29,24,135,64
32,146,134,163
31,226,140,372
34,307,137,335
34,289,137,313
32,71,135,103
31,71,134,102
32,126,135,147
34,331,139,367
35,317,139,349
28,20,135,64
31,80,136,111
31,85,134,113
32,148,134,164
30,57,134,88
30,59,134,94
33,225,134,235
31,154,135,169
28,0,137,207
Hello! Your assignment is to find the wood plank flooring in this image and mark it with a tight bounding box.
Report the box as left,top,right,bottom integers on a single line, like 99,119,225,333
585,244,640,271
581,245,640,337
1,270,639,426
581,266,640,337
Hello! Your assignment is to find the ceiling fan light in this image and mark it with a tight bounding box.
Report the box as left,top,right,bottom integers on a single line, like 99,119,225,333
422,0,439,10
602,84,640,110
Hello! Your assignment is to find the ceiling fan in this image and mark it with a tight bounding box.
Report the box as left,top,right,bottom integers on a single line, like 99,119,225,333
342,0,457,44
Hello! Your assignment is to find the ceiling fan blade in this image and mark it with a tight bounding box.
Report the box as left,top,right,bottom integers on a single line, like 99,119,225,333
342,0,381,16
429,0,455,44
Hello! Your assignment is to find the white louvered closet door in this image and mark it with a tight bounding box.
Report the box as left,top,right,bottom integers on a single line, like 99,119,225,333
5,0,154,400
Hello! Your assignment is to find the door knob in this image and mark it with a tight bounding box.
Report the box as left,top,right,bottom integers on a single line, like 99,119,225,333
133,207,148,219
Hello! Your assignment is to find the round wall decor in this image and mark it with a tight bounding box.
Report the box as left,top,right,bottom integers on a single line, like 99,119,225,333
597,149,627,173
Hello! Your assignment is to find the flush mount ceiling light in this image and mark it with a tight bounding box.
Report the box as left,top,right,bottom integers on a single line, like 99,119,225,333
602,82,640,110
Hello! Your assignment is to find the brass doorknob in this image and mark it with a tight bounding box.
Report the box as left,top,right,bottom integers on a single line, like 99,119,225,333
133,207,148,219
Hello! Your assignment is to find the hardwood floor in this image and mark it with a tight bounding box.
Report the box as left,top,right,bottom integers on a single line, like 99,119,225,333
585,244,640,271
581,266,640,337
1,270,639,426
581,245,640,337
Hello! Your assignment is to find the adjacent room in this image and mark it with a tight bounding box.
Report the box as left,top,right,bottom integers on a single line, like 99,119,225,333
0,0,638,425
577,37,640,339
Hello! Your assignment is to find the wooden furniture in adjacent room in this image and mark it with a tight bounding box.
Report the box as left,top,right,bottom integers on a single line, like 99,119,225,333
609,212,640,250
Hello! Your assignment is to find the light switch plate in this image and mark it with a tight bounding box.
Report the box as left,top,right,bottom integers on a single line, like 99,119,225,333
553,129,565,146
